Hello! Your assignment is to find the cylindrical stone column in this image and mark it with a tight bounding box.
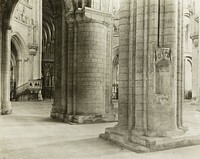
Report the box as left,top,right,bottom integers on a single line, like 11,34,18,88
2,24,12,115
117,0,130,129
60,22,67,115
76,22,107,115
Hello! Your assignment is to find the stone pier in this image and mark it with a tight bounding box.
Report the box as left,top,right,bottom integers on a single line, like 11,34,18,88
2,24,12,115
51,6,116,124
100,0,200,152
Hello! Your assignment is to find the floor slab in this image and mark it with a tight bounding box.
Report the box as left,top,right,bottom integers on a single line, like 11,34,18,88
0,101,200,159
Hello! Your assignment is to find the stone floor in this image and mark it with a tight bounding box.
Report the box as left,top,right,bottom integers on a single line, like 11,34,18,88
0,101,200,159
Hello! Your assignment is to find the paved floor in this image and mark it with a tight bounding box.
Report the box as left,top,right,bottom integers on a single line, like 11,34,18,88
0,101,200,159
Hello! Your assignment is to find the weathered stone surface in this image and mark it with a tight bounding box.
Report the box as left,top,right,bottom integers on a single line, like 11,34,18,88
100,0,199,153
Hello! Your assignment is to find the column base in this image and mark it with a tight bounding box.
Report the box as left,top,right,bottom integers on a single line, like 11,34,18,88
50,111,65,122
50,112,117,124
100,126,200,153
65,113,117,124
1,101,12,115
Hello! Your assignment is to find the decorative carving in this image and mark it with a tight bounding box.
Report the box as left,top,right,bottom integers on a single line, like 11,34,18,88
14,2,31,25
154,94,170,107
42,62,54,99
156,60,170,94
29,79,42,94
28,44,38,56
42,63,54,76
155,47,171,63
155,48,171,95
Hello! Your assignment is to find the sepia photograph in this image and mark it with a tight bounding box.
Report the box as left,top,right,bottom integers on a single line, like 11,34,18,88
0,0,200,158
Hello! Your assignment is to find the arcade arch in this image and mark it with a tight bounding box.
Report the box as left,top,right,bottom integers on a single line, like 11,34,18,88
0,0,69,114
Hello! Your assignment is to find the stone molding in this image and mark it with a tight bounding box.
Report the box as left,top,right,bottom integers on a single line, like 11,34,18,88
155,47,171,64
190,35,199,47
28,43,38,56
66,7,112,26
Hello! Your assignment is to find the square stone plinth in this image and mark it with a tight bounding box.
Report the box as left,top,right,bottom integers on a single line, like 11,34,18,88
100,127,200,153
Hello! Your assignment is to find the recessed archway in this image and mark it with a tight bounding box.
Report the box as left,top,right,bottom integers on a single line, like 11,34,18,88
0,0,70,114
11,32,29,88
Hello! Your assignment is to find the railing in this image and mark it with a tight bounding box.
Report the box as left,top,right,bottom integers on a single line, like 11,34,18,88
28,79,42,93
16,81,30,95
16,79,42,98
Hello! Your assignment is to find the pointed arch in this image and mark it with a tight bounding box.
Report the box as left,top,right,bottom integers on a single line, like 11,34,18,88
11,31,29,60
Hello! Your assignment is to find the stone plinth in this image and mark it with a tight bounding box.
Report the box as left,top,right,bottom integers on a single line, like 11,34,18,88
99,0,200,153
65,114,117,124
100,127,200,153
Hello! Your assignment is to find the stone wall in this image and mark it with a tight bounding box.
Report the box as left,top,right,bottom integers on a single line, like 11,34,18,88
11,0,42,85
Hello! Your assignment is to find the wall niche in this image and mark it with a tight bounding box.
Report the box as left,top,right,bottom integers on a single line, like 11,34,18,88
155,48,171,95
156,60,170,94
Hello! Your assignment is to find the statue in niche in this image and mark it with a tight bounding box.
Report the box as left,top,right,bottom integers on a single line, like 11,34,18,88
155,48,171,95
155,47,171,62
156,60,170,94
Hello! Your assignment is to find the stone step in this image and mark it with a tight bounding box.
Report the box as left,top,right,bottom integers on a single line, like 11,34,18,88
124,141,150,153
152,135,200,151
131,135,148,147
100,133,150,153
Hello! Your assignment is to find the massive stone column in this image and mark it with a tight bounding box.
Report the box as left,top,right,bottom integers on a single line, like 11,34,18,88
51,14,63,120
0,7,3,113
100,0,200,153
51,6,115,124
1,24,12,115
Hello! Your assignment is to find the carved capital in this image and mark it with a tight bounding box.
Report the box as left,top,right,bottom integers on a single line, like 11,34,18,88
65,9,87,24
190,35,198,40
190,35,199,47
28,44,38,56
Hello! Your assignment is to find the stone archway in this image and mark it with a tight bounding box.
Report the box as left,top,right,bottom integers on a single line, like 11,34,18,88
1,0,116,124
0,0,19,114
0,0,72,115
11,32,29,88
184,56,192,99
